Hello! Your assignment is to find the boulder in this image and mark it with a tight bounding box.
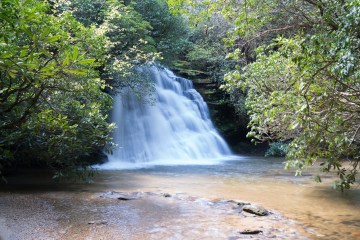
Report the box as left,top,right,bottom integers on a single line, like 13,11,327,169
242,204,269,216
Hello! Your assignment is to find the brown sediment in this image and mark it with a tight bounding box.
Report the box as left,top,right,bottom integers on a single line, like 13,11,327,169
0,190,307,240
0,166,359,240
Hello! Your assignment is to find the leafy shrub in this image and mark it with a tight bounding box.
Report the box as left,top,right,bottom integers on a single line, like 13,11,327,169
265,142,289,157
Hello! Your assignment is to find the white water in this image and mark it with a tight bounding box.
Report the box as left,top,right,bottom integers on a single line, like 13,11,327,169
100,66,233,169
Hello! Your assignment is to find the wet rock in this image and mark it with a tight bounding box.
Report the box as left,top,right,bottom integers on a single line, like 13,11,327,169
234,201,251,206
100,191,140,200
88,220,108,225
227,200,251,207
239,229,263,235
163,193,171,198
117,195,138,201
242,204,269,216
99,191,116,198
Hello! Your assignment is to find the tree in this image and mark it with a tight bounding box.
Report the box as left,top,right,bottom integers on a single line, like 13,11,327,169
0,0,114,177
222,0,360,190
55,0,160,93
132,0,191,68
168,0,360,189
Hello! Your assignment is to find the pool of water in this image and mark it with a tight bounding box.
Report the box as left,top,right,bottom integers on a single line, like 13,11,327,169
1,156,359,239
90,156,360,239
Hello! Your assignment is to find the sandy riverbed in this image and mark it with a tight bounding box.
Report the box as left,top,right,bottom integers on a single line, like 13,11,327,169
1,157,359,239
0,188,308,240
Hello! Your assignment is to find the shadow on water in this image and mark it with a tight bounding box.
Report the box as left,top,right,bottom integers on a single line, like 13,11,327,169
0,169,148,193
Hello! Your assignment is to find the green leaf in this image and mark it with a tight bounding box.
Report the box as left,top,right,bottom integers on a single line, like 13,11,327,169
73,47,79,60
20,49,28,57
78,59,96,65
1,52,12,58
64,69,87,75
62,55,70,66
8,69,17,78
45,35,61,43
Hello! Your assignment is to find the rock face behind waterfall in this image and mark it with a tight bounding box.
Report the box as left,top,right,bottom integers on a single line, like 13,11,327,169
102,65,232,168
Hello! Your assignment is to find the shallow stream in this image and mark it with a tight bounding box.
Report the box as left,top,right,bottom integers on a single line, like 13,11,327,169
1,156,359,239
93,157,360,239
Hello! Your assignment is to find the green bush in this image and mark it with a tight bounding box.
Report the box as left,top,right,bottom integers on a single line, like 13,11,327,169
265,142,289,157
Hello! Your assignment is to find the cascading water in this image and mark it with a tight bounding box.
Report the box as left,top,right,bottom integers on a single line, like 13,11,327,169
100,65,233,169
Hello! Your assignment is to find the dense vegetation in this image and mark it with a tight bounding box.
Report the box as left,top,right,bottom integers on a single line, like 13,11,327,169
1,0,109,178
168,0,360,190
0,0,175,178
1,0,358,189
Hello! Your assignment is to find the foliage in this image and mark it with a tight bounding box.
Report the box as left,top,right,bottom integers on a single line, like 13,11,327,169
265,142,289,157
188,16,235,77
51,0,108,27
132,0,191,68
98,0,159,92
168,0,360,189
223,1,360,190
0,0,196,178
68,0,108,27
53,0,160,93
0,0,115,176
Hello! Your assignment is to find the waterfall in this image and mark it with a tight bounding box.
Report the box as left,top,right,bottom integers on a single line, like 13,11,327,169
99,65,232,169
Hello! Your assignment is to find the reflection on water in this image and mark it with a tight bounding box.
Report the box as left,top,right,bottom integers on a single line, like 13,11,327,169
1,156,360,239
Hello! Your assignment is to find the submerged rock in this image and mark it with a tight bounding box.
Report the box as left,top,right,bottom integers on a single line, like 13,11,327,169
99,191,140,200
88,220,108,225
162,193,171,198
239,229,263,234
117,196,138,201
229,200,251,206
242,204,269,216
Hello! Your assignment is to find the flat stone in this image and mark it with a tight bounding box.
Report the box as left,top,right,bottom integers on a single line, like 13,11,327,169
239,229,263,234
242,204,269,216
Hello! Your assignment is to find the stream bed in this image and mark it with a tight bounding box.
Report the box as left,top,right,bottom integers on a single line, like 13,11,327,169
0,156,359,239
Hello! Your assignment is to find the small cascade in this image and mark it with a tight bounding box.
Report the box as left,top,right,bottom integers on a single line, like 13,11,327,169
100,65,232,169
